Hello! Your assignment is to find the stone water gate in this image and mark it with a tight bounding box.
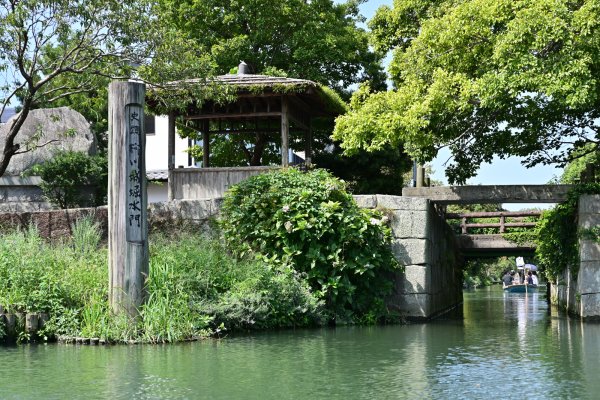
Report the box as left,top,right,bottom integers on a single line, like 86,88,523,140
401,184,600,321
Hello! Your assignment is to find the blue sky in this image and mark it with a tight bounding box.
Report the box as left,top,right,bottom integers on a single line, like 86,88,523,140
352,0,563,209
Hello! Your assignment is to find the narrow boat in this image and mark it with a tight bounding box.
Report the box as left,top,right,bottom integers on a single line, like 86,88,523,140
503,283,538,293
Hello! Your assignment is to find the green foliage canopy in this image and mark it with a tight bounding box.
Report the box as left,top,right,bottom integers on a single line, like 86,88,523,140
334,0,600,184
536,183,600,279
156,0,386,94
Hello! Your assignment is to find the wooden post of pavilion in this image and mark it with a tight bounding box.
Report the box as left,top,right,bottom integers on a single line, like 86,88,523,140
108,80,149,318
202,120,210,167
281,97,289,167
305,118,313,165
416,164,425,187
167,111,176,200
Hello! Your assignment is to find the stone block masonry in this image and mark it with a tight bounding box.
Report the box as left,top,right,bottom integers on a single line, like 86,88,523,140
0,199,221,240
354,195,463,320
553,195,600,320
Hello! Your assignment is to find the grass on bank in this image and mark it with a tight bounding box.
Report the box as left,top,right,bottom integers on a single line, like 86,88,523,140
0,218,324,344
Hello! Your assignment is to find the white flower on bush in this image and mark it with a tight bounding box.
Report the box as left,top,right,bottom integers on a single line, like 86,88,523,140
325,182,338,191
369,215,389,226
282,205,290,212
284,221,293,233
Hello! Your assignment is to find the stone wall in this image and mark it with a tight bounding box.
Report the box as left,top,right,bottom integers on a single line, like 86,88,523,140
0,176,53,213
552,195,600,320
0,199,220,240
0,206,108,239
354,195,463,320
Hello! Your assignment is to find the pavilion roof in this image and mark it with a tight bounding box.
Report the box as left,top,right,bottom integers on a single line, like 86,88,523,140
147,71,347,117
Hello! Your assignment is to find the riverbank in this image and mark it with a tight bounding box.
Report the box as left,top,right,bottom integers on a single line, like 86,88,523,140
0,219,325,344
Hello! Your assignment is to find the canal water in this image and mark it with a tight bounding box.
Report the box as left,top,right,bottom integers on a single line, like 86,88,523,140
2,286,600,399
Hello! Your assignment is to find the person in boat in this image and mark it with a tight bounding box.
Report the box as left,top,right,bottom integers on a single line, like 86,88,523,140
527,271,534,285
502,271,512,287
531,271,539,286
512,271,521,285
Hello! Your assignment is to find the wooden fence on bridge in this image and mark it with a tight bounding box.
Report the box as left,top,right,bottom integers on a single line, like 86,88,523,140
445,211,541,234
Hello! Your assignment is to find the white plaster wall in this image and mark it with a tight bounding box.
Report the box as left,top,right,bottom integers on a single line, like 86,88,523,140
145,115,193,171
147,182,168,204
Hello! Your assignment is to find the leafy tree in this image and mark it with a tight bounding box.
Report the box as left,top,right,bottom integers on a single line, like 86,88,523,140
334,0,600,184
0,0,221,175
156,0,409,184
0,0,150,176
27,151,108,209
313,143,412,195
560,144,599,183
156,0,386,94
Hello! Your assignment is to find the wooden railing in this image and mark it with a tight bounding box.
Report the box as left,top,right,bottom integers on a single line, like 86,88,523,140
445,211,541,234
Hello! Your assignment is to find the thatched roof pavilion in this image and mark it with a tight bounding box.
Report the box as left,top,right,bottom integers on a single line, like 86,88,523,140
148,62,346,200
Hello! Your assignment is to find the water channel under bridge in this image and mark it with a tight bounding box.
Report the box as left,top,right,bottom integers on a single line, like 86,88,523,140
397,184,600,321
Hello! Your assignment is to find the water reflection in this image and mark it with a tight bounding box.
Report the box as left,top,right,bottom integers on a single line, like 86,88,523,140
2,287,600,399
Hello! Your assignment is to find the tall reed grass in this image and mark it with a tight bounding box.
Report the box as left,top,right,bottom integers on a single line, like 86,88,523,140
0,220,324,343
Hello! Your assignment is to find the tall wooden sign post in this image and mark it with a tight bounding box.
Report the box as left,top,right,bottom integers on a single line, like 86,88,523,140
108,81,148,317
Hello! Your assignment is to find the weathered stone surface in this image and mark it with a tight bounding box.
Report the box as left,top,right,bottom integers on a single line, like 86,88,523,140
353,195,376,209
402,184,572,204
0,107,96,176
390,210,429,239
577,262,600,294
578,195,600,214
580,293,600,320
375,195,429,211
147,199,219,224
391,238,430,265
580,240,600,262
578,213,600,230
392,293,431,319
397,265,430,294
0,185,45,203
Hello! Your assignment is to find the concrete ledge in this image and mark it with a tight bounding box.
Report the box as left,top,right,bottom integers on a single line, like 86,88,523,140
457,234,536,251
402,184,572,204
375,195,429,211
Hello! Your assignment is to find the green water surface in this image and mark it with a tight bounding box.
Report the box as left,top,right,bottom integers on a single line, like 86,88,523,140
2,286,599,399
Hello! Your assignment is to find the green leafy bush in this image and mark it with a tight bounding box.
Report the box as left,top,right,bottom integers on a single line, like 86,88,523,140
199,265,324,330
27,150,108,209
536,184,600,279
219,168,401,321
